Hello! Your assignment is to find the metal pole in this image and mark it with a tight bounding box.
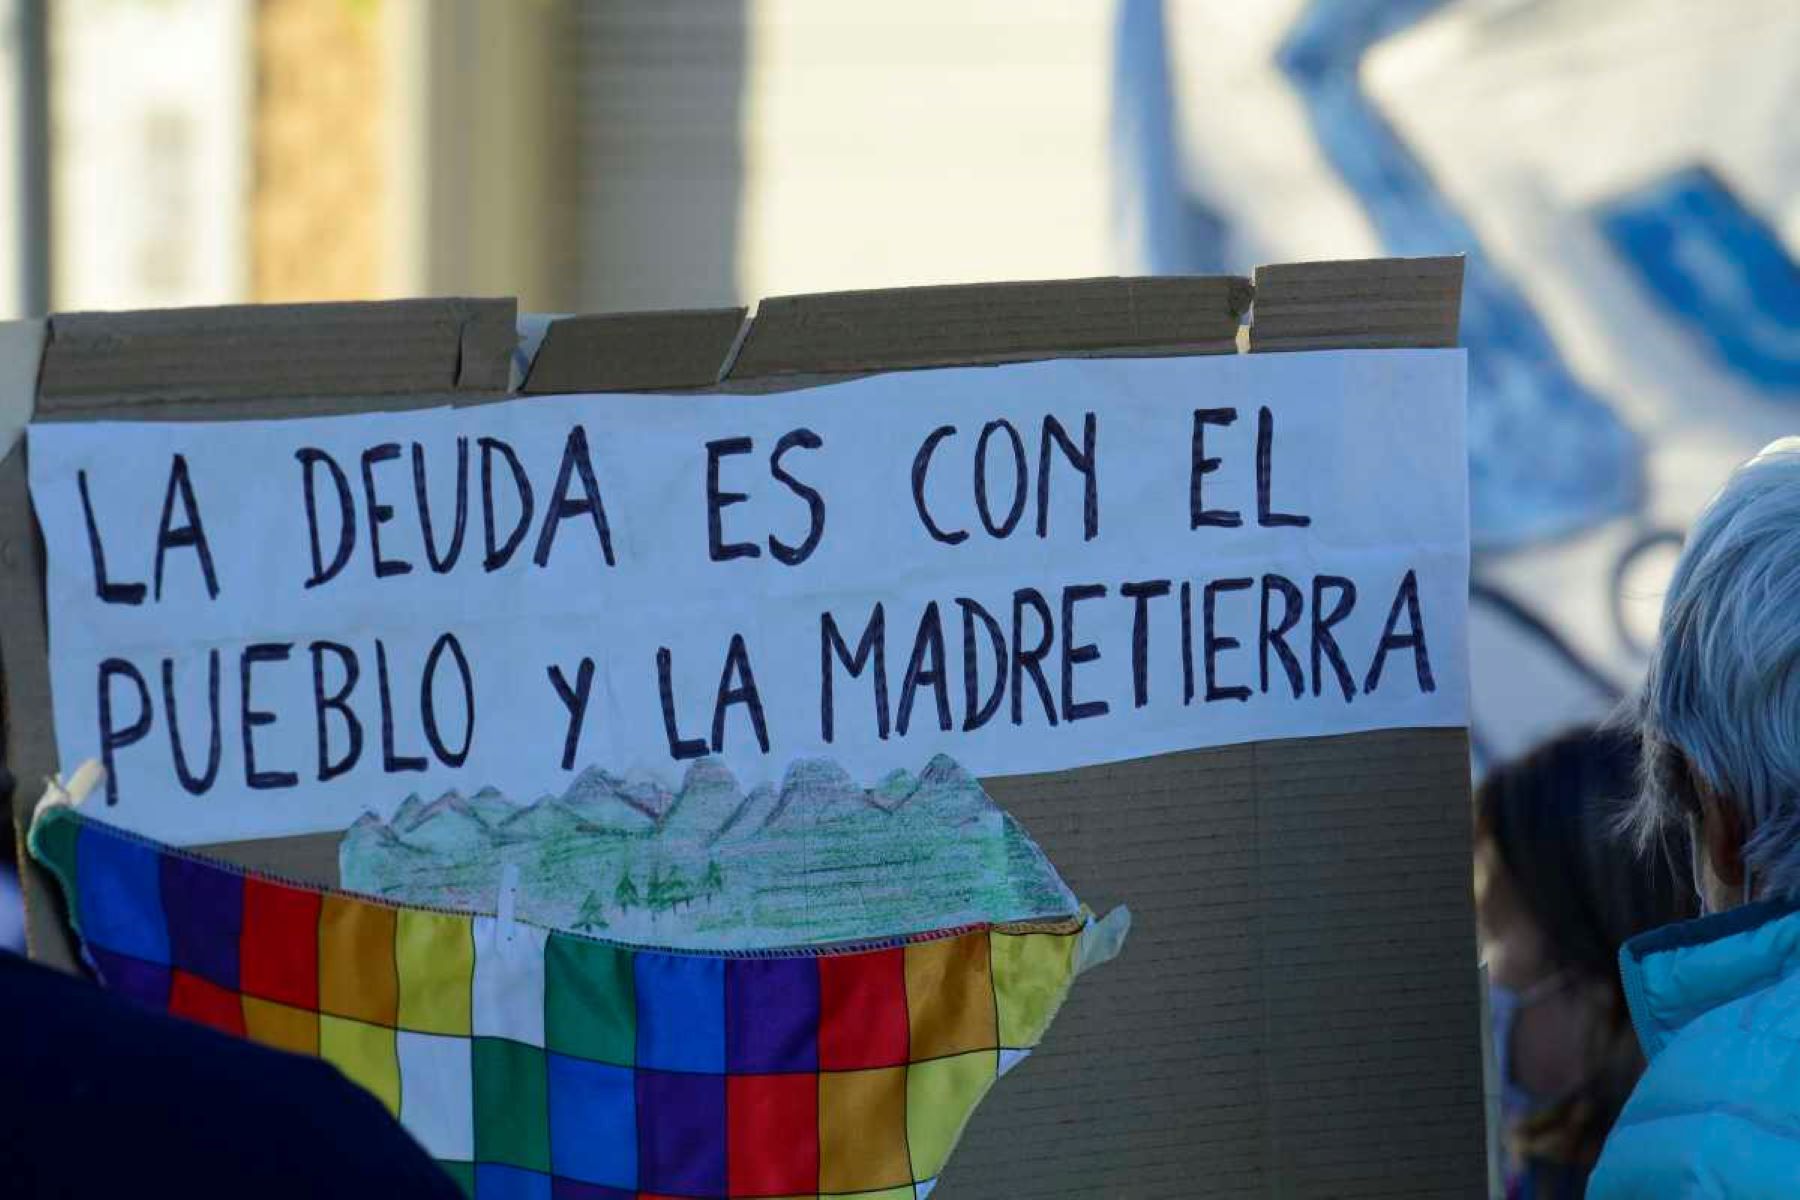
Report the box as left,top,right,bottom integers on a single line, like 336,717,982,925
15,0,48,316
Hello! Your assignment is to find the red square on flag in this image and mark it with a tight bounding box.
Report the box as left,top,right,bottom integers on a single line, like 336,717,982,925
240,877,320,1009
727,1073,819,1196
818,946,909,1070
170,969,246,1036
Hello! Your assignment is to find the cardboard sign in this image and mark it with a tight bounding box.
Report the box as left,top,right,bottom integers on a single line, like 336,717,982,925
3,262,1488,1196
30,351,1465,843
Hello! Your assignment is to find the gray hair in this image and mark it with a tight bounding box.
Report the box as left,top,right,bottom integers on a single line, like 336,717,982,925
1630,442,1800,898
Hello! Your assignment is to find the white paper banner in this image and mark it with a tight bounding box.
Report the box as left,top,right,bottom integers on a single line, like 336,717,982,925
29,350,1468,843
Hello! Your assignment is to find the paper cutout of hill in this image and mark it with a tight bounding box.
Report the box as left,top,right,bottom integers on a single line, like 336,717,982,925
339,754,1079,950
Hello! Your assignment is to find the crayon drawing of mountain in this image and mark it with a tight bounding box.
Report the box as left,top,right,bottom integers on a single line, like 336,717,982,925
339,755,1079,950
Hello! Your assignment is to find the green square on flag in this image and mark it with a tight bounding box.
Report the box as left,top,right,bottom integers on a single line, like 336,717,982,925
545,932,636,1066
472,1036,549,1172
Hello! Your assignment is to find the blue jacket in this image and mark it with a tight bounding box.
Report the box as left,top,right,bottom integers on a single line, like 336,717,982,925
1590,898,1800,1197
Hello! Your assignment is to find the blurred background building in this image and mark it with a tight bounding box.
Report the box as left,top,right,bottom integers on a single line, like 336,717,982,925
1,0,1797,774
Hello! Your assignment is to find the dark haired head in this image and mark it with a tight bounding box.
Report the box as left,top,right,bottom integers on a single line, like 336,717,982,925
1479,724,1695,980
1478,724,1698,1175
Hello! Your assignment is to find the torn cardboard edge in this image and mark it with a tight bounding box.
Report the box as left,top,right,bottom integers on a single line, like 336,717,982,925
515,260,1464,394
521,275,1256,394
1250,257,1464,352
35,296,518,417
4,255,1464,975
17,260,1464,412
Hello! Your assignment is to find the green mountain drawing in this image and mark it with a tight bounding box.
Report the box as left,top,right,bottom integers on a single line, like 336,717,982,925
339,754,1077,949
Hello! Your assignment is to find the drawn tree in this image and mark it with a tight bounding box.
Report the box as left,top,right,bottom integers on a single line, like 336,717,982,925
614,869,640,911
653,867,694,911
573,889,609,932
701,859,725,898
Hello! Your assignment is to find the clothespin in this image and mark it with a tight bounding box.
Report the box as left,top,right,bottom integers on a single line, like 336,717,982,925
496,862,521,944
39,759,105,812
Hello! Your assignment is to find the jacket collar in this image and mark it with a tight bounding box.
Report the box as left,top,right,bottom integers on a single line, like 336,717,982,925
1620,894,1800,1060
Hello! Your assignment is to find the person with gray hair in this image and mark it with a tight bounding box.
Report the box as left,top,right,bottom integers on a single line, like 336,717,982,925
1590,439,1800,1196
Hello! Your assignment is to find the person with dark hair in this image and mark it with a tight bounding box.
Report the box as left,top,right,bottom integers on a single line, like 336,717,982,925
1477,725,1695,1198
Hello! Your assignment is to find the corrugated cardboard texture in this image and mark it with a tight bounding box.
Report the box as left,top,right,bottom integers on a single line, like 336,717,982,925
526,276,1254,398
0,320,47,956
732,275,1251,380
5,259,1480,1196
0,319,45,460
965,728,1481,1197
1251,257,1463,352
523,307,748,393
36,297,517,417
190,830,343,883
0,445,55,958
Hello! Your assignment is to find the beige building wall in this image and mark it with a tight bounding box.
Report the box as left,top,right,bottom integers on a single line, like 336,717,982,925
567,2,1120,314
51,0,250,312
0,0,23,317
385,0,576,312
253,0,574,311
569,2,747,314
56,3,1122,316
251,0,386,303
737,2,1117,301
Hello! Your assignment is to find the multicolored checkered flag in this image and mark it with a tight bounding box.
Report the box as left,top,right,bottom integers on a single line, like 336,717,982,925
31,802,1094,1198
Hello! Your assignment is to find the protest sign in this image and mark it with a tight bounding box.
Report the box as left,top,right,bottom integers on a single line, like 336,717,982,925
1,260,1487,1196
30,350,1463,844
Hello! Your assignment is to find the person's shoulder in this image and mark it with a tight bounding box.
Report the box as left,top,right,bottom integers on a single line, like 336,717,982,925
1591,1106,1800,1198
1590,982,1800,1197
0,951,463,1199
